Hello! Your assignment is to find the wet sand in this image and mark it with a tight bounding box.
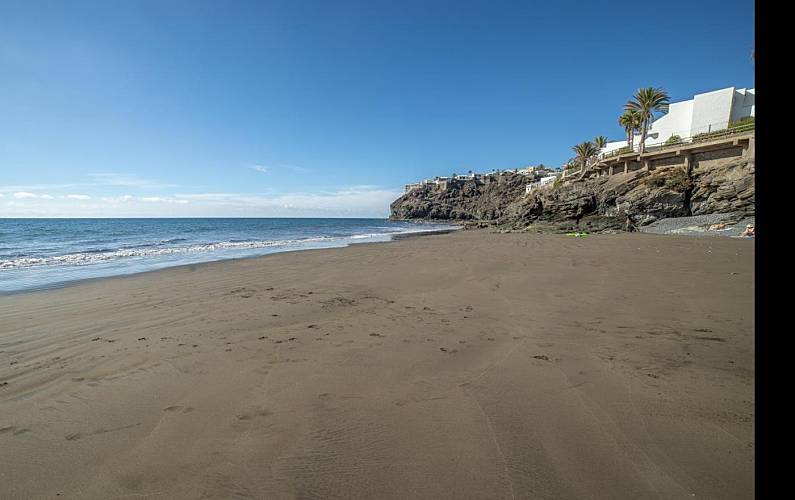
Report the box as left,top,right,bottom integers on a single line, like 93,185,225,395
0,230,754,498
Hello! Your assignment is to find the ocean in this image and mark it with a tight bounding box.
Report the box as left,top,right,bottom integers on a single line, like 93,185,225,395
0,218,456,293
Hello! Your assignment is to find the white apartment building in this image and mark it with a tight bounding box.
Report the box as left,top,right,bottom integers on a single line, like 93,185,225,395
601,86,755,156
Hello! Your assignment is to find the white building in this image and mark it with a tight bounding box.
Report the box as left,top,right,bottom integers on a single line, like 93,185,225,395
601,86,755,156
525,175,558,194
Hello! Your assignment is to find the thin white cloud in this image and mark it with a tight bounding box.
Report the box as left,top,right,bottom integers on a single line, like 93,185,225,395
173,186,401,215
66,194,91,200
0,183,78,192
141,196,189,204
173,193,241,200
249,165,270,174
1,186,400,217
87,173,176,189
101,195,134,203
248,163,313,175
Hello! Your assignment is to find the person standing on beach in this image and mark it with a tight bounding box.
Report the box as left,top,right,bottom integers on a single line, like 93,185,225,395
625,214,636,232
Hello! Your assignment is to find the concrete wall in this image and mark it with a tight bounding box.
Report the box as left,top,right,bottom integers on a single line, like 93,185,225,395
692,146,745,171
730,88,755,123
626,160,643,172
690,87,736,135
602,139,629,155
646,100,694,146
650,155,685,170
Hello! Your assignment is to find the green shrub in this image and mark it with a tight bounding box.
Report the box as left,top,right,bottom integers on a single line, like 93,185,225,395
728,116,755,129
664,167,692,192
664,135,682,145
692,130,725,142
693,119,754,142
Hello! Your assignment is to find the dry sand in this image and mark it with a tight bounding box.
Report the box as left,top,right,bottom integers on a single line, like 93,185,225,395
0,230,754,499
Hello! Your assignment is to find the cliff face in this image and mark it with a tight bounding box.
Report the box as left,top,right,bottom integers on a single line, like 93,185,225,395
389,173,527,221
390,149,754,231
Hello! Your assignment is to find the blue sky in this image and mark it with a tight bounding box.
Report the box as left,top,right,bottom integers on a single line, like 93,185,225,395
1,0,755,217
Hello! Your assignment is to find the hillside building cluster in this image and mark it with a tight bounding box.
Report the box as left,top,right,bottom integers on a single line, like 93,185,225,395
404,165,560,194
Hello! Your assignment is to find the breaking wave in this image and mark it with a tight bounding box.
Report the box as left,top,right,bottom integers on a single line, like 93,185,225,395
0,236,338,270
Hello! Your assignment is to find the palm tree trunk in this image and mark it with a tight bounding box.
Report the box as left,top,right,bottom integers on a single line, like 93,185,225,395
639,120,648,154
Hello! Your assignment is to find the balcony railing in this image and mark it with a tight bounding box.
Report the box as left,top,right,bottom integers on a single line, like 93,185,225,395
598,120,754,161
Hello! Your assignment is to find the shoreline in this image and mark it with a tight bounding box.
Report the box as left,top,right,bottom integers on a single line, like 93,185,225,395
0,226,461,296
0,229,754,498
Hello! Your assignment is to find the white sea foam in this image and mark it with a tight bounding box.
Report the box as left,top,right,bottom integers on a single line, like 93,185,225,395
0,226,460,271
0,225,458,272
0,237,334,270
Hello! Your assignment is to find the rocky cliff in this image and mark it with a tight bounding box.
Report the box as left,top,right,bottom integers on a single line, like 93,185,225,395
389,173,527,221
390,147,754,232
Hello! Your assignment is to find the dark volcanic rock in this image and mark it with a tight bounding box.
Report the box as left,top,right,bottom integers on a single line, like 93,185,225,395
391,148,755,232
690,154,755,216
390,173,527,221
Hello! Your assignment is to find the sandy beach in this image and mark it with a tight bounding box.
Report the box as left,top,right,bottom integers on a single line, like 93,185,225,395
0,230,754,499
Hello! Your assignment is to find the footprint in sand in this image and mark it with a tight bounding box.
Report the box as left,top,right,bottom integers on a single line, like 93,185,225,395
236,408,273,421
164,406,194,414
0,426,30,436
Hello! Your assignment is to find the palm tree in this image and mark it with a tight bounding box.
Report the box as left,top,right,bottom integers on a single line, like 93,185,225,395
571,141,599,170
625,87,670,153
618,109,641,151
593,136,608,149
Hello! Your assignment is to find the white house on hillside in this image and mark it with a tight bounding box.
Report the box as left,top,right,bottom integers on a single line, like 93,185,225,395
601,86,755,156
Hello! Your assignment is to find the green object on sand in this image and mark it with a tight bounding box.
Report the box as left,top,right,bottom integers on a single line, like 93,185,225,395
566,232,589,237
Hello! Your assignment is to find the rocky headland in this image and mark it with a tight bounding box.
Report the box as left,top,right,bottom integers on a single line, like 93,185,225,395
390,140,754,235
